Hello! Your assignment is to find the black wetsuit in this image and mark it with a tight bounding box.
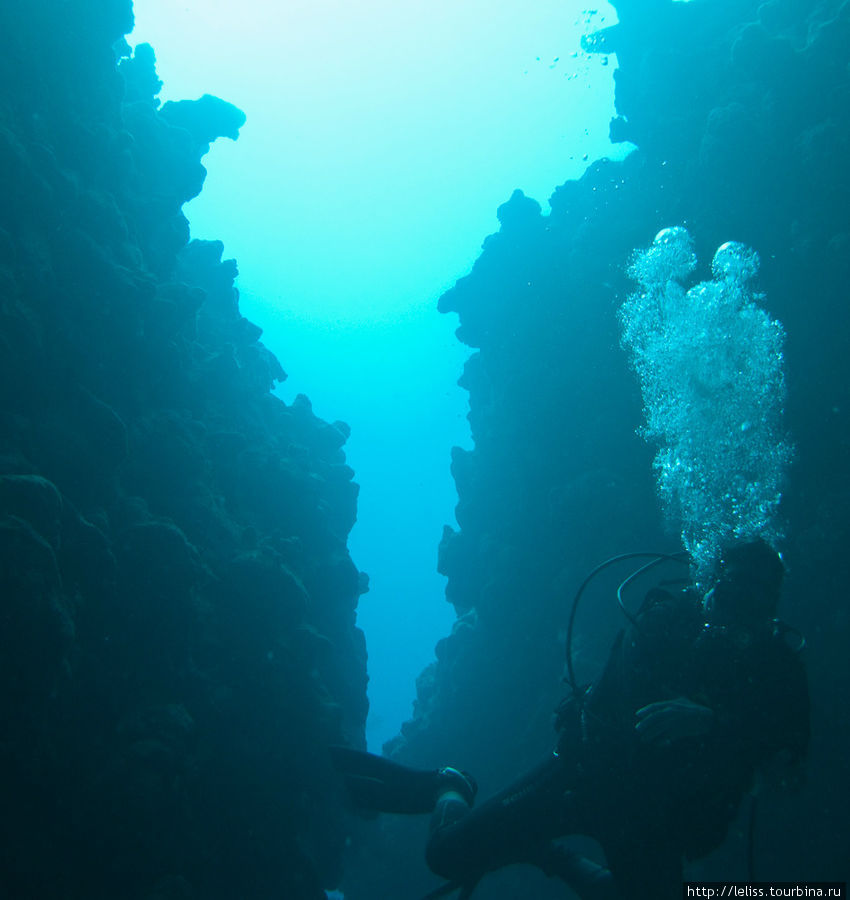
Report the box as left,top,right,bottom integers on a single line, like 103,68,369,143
335,588,809,899
560,587,810,896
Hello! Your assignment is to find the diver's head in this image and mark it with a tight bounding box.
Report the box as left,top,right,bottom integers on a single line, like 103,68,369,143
703,538,784,628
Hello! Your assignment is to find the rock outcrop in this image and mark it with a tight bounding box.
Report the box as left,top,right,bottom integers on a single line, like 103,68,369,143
0,2,367,897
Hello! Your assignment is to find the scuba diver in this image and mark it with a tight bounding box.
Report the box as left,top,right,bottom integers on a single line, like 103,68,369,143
331,539,810,899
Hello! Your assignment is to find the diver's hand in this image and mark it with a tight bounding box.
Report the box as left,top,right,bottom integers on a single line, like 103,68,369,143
635,697,715,745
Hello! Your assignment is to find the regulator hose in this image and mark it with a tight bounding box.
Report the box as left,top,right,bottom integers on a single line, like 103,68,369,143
564,551,690,694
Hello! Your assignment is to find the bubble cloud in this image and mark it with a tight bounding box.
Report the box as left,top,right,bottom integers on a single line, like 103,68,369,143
620,227,793,576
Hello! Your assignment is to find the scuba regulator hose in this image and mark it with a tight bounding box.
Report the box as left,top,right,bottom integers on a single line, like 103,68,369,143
564,551,690,696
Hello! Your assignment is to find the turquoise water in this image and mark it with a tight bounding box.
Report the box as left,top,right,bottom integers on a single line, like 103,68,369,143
129,0,626,748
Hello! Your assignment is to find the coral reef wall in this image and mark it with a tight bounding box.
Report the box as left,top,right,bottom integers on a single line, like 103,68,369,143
348,0,849,896
0,2,367,898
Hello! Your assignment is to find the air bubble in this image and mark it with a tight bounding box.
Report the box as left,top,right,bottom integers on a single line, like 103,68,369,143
711,241,760,283
629,226,696,287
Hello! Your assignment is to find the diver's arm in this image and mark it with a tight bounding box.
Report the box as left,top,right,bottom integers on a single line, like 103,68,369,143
634,697,716,745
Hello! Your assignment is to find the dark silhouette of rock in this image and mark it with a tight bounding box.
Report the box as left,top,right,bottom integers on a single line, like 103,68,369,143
0,2,368,897
160,94,247,149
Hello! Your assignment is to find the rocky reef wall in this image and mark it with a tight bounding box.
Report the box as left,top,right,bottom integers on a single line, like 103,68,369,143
348,0,850,896
0,2,368,898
